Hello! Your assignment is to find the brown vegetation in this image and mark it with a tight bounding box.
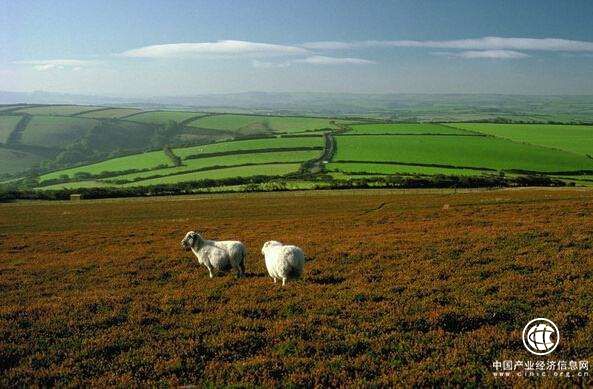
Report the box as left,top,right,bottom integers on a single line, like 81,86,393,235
1,189,592,386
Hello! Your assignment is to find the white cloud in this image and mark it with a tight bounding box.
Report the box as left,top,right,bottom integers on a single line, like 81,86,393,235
14,59,92,71
121,40,309,58
295,55,376,65
251,59,291,68
301,37,593,52
434,50,530,59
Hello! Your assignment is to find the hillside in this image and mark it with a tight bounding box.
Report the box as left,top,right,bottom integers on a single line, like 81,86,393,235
2,104,593,193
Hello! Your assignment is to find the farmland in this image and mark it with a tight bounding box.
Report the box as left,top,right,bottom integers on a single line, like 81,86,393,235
332,135,593,173
20,116,98,148
449,123,593,156
1,103,593,191
188,114,341,133
1,189,592,386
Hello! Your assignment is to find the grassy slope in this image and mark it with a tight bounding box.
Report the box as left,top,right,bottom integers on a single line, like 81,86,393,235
79,108,143,119
40,151,172,180
123,163,301,186
346,123,473,135
105,150,320,183
173,137,323,158
127,111,206,124
0,116,22,143
20,116,98,148
0,147,45,174
189,114,340,133
326,162,492,176
449,123,593,156
333,135,593,172
12,105,105,116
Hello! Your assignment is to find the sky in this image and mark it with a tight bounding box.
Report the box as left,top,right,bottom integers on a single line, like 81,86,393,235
2,0,593,96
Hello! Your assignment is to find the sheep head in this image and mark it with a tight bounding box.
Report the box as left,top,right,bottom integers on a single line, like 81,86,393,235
181,231,200,251
261,240,282,255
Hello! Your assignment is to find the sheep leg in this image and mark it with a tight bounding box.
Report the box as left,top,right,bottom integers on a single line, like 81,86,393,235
273,277,277,283
282,278,286,286
206,265,214,278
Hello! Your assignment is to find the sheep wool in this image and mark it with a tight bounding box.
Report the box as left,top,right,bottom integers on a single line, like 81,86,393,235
181,231,246,278
261,241,305,286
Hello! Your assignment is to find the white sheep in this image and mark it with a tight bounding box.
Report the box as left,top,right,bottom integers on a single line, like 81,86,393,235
261,241,305,286
181,231,246,278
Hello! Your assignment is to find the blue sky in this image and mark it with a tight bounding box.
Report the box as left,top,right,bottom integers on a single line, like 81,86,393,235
2,0,593,96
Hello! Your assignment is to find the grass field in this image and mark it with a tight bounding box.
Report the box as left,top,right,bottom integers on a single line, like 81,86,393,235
449,123,593,156
20,116,98,148
173,137,323,158
12,105,105,116
0,116,21,143
326,162,493,176
122,163,302,186
1,189,591,386
346,123,473,135
40,151,172,181
78,108,143,119
0,147,45,174
106,151,320,183
333,135,593,173
188,114,340,133
126,111,206,124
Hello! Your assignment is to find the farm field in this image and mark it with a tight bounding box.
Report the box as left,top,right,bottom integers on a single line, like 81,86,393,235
346,123,473,135
173,136,323,158
0,147,45,174
12,105,105,116
20,116,98,148
326,162,493,176
122,163,302,186
78,108,143,119
126,111,207,124
106,150,319,184
0,116,21,143
40,150,172,181
333,135,593,173
449,123,593,156
0,189,592,386
188,114,342,133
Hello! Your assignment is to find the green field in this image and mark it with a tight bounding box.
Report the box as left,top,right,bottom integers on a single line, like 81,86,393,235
173,136,323,158
105,150,319,183
40,150,172,181
122,163,301,186
449,123,593,156
189,114,341,133
0,116,21,143
346,123,473,135
126,111,206,124
0,147,45,174
78,108,143,119
333,135,593,173
20,116,98,148
13,105,104,116
326,162,492,176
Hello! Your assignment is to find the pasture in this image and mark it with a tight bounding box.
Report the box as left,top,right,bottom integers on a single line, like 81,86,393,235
78,108,143,119
0,116,21,143
449,123,593,156
126,111,207,124
333,135,593,173
40,150,172,181
0,189,591,386
172,136,323,158
346,123,473,135
20,116,98,148
12,105,105,116
326,162,492,176
0,147,45,174
188,114,341,133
